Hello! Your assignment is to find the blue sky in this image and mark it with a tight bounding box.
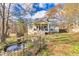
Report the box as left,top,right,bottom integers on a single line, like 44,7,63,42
11,3,63,20
32,3,55,13
13,3,56,14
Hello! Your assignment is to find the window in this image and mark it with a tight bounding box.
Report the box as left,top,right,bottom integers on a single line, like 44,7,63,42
44,26,48,31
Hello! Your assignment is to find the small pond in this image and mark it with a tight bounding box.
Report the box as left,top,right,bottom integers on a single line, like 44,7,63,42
6,44,24,52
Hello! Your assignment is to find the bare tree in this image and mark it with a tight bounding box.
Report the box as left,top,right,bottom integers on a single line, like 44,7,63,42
5,3,11,38
11,3,33,36
0,3,6,42
0,3,11,42
63,3,79,32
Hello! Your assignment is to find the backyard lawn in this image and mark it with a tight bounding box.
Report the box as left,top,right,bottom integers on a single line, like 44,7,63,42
1,33,79,56
38,33,79,56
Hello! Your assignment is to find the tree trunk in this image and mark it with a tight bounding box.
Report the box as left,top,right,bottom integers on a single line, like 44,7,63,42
5,4,11,38
1,3,5,42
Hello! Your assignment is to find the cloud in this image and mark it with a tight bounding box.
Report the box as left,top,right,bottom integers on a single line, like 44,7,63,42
23,14,32,19
39,3,45,8
32,10,47,19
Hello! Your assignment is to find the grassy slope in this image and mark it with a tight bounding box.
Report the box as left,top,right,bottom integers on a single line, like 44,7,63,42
1,33,79,56
39,33,79,56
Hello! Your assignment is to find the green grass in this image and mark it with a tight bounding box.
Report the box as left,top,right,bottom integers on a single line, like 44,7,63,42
1,33,79,56
0,35,17,52
40,33,79,56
